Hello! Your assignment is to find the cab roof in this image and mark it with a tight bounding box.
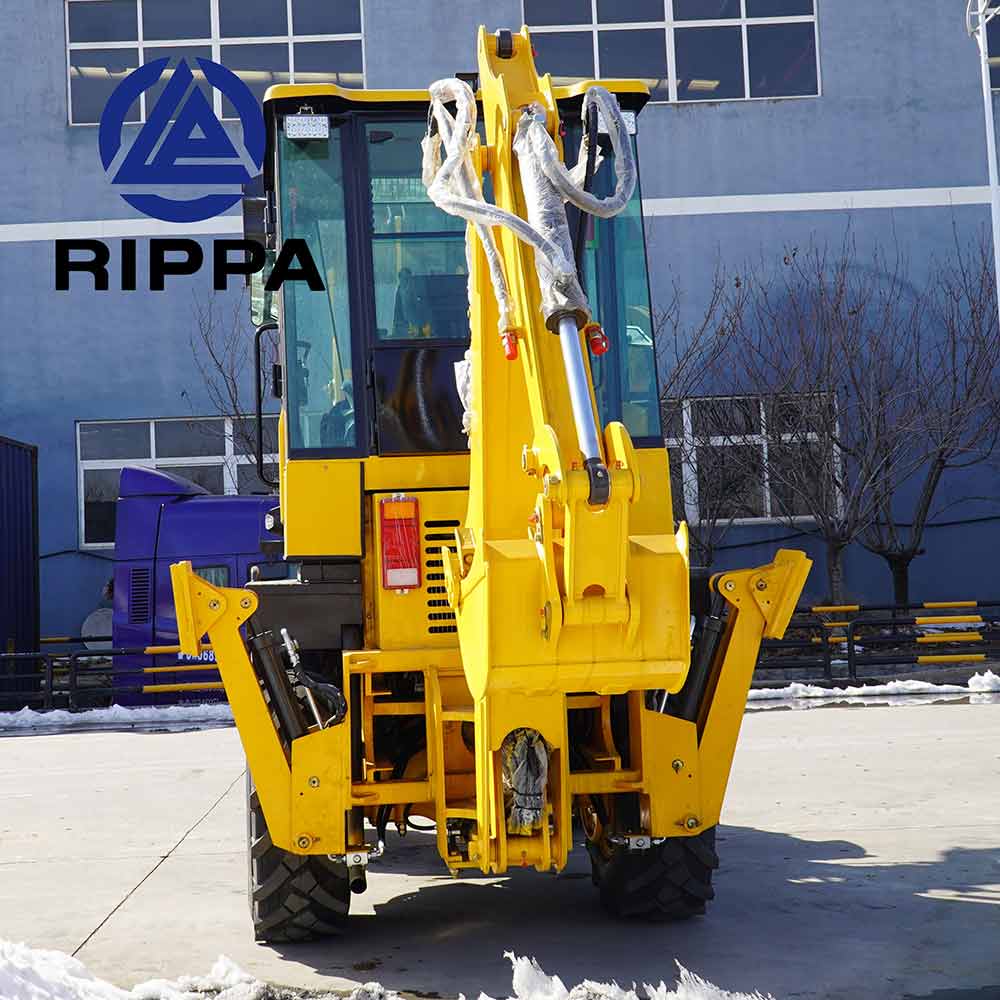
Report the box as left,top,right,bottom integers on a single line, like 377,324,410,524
258,78,649,193
261,78,650,118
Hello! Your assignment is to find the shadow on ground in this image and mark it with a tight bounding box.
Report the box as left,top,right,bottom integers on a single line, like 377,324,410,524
263,826,1000,999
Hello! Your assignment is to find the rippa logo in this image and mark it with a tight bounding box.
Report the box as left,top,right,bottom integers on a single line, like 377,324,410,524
98,57,265,224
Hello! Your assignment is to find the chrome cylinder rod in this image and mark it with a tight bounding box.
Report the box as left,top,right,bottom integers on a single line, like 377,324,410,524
557,313,602,463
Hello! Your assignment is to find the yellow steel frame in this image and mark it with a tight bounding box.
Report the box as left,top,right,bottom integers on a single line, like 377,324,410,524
170,26,811,879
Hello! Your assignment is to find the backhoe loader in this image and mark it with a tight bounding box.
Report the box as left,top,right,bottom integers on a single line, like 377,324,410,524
170,26,810,941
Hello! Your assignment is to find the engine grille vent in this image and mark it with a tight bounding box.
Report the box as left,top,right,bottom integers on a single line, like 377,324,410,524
129,567,152,624
424,520,459,634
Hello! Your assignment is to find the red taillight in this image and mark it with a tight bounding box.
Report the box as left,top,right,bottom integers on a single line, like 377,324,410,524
379,495,421,591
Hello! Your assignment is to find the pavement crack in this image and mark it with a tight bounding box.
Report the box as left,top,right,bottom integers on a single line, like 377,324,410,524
71,768,246,958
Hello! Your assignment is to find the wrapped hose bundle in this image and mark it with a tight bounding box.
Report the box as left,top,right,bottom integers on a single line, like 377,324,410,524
421,78,637,441
512,87,636,329
501,728,551,835
421,79,635,333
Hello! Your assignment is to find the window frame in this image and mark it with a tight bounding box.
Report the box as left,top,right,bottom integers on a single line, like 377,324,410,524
523,0,822,105
665,394,822,525
76,415,280,549
64,0,367,125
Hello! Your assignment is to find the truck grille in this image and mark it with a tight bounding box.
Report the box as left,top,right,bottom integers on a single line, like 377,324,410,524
129,567,152,624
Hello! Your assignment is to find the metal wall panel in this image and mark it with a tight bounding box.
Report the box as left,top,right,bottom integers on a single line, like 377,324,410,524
0,436,40,663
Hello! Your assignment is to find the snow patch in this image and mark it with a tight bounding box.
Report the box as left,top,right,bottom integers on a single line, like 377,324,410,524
968,669,1000,692
0,939,260,1000
748,669,1000,703
0,703,233,732
352,953,772,1000
0,940,770,1000
481,953,773,1000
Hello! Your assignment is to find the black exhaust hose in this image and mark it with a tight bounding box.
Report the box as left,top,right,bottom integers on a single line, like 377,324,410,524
248,627,308,743
668,590,728,722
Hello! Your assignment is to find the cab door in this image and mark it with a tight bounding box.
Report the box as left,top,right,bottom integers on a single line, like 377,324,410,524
359,117,469,456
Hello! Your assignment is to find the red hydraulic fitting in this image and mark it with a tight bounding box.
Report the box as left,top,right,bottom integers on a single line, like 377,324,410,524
501,328,519,361
584,322,609,356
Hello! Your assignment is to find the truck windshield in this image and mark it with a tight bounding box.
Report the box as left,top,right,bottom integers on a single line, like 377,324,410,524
568,125,662,442
279,126,356,451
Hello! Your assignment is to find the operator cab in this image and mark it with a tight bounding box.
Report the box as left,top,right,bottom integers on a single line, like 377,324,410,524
246,83,662,463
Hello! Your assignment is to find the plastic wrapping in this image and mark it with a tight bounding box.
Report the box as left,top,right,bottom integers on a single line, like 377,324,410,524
523,86,636,219
422,81,569,271
453,349,473,434
423,78,636,329
422,78,592,330
512,109,588,329
501,728,550,835
422,79,515,334
568,145,604,188
422,77,637,437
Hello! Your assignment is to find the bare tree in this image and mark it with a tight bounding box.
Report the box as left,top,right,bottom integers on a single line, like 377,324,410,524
188,289,278,491
860,232,1000,604
656,263,753,566
655,264,732,404
649,229,999,603
712,234,931,603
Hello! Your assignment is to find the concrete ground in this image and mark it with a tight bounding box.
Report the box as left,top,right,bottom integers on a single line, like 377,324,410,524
1,703,998,1000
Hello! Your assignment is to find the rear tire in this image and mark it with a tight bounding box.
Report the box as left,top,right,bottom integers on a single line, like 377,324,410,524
247,773,350,942
588,827,719,921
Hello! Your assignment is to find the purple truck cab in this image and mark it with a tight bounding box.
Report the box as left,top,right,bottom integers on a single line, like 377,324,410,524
112,467,284,704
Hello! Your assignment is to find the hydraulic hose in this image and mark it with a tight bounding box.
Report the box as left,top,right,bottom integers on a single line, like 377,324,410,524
522,87,636,220
572,101,599,280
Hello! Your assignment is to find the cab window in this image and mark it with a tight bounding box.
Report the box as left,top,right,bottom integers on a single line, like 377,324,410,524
279,124,356,451
366,121,469,342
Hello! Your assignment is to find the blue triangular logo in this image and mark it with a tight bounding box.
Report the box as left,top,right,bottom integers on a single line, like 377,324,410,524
114,59,251,186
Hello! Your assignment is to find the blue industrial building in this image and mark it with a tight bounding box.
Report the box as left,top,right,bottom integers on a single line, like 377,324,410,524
0,1,997,639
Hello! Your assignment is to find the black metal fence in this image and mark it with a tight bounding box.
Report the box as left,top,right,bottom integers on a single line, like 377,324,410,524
757,599,1000,682
2,600,997,714
0,638,222,712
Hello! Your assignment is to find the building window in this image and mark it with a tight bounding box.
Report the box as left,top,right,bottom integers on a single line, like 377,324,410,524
524,0,819,104
664,395,823,524
77,416,279,547
65,0,365,125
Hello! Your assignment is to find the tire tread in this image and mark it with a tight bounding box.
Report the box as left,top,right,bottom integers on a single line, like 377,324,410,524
246,774,350,942
590,827,718,921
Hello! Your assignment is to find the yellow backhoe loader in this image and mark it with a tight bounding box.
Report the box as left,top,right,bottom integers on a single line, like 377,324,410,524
170,26,810,941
